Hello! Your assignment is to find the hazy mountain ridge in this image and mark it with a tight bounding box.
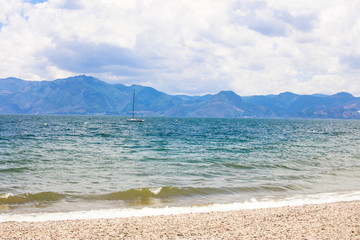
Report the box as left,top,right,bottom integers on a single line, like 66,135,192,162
1,75,360,119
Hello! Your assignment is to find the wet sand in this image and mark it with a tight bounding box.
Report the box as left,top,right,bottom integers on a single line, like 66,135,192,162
0,201,359,239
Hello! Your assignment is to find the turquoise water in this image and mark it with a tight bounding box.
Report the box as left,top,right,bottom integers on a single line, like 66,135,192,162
1,115,360,217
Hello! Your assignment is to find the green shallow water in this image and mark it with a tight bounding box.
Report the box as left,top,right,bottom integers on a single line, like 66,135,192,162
1,115,360,212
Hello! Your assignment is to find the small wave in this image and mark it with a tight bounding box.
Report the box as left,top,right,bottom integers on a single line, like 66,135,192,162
254,163,300,171
95,133,111,138
0,192,66,205
82,187,233,203
0,193,14,199
149,187,162,195
87,187,182,201
82,185,301,203
13,134,37,139
94,188,162,201
221,162,300,171
206,147,251,153
222,163,255,169
0,167,31,173
0,185,306,208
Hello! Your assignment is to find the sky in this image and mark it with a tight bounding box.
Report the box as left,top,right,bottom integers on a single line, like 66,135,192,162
1,0,360,96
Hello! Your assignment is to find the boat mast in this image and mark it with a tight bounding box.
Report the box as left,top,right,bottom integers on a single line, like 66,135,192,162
132,89,135,119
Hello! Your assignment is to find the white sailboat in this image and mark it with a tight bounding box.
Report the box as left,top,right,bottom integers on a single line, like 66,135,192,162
127,89,145,122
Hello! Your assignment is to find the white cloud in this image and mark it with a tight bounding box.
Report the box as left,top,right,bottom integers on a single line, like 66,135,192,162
0,0,23,24
1,0,360,96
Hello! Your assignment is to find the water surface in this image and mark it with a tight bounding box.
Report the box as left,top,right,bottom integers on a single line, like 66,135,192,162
1,115,360,219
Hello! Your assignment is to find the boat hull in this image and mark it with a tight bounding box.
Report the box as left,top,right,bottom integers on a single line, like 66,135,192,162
127,118,145,122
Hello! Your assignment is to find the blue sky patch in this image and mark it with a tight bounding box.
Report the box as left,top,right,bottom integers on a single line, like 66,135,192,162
29,0,48,4
0,23,5,31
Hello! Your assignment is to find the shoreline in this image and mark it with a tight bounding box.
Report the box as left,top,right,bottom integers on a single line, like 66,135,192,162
1,201,359,239
2,190,360,223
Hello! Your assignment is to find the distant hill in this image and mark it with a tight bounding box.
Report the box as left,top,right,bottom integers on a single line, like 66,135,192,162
1,75,360,119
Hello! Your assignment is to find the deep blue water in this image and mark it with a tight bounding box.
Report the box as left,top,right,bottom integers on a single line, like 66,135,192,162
1,115,360,214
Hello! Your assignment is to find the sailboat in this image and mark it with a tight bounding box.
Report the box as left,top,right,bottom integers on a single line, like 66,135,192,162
127,89,145,122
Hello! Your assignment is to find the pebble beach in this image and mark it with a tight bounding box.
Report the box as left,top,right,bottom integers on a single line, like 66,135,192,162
1,201,359,239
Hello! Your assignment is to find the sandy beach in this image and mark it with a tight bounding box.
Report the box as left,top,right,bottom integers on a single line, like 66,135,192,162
0,201,359,239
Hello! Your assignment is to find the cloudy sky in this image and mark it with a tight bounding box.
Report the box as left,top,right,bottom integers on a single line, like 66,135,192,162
1,0,360,96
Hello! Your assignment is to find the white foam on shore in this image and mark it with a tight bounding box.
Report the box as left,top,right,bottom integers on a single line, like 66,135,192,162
1,191,360,223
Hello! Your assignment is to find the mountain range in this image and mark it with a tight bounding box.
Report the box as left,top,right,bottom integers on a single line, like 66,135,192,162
1,75,360,119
